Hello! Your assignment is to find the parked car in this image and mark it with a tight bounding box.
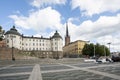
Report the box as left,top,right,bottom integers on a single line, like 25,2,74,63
96,58,113,63
112,55,120,62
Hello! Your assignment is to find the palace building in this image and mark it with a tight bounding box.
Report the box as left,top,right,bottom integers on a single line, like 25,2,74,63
5,26,63,58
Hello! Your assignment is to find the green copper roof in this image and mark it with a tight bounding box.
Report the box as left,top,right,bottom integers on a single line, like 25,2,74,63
5,26,21,36
52,31,62,39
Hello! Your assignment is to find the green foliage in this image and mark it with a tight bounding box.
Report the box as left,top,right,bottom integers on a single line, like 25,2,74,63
0,37,2,41
0,26,5,41
82,43,110,57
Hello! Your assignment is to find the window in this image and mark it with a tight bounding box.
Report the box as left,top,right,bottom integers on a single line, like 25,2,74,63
55,47,57,50
7,45,9,47
7,39,9,43
36,43,38,46
33,43,35,46
36,48,38,50
55,42,57,45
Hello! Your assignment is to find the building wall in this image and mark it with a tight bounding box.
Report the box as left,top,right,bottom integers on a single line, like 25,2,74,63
5,32,63,58
0,40,6,47
51,38,63,51
21,37,52,51
5,34,21,50
63,40,87,57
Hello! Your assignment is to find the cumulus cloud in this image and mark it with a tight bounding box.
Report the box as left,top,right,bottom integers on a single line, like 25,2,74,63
67,14,120,51
71,0,120,16
31,0,66,8
75,14,120,39
9,7,63,32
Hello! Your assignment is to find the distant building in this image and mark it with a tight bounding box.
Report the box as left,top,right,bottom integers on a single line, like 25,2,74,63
5,26,63,58
63,23,87,57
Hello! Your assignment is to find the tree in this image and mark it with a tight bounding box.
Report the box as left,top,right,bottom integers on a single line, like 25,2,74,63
82,43,110,57
82,44,90,56
0,26,5,41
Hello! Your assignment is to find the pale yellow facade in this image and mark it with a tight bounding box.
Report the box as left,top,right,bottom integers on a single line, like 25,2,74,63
63,40,87,57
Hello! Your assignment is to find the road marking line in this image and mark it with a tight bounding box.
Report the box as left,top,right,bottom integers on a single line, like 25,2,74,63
82,68,120,80
41,68,79,73
0,65,14,70
28,64,42,80
0,72,30,77
57,63,120,80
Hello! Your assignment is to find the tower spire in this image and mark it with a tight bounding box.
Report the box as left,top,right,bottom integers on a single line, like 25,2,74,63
65,22,70,46
66,22,69,37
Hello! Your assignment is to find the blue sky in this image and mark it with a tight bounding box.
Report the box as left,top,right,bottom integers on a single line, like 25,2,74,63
0,0,120,52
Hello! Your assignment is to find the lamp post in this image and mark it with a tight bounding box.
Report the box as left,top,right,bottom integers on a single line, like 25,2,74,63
104,45,106,59
11,35,15,61
94,44,96,57
107,42,111,57
56,38,59,60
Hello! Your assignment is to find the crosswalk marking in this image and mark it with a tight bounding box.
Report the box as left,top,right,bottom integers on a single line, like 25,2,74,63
28,64,43,80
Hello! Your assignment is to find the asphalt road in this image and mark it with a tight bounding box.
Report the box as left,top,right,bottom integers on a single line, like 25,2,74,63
0,59,120,80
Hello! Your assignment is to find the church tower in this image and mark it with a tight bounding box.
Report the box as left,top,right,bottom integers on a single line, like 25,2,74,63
65,22,70,46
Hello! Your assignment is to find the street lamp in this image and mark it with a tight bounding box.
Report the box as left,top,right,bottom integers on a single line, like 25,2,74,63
107,42,111,57
104,45,106,59
10,35,15,61
56,38,59,60
94,44,95,57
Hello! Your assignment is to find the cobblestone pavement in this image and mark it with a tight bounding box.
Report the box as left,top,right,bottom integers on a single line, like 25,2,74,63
41,63,120,80
0,59,120,80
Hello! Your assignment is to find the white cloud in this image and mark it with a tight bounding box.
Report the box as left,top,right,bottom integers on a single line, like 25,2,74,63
31,0,66,8
9,7,63,32
76,14,120,39
67,14,120,51
71,0,120,16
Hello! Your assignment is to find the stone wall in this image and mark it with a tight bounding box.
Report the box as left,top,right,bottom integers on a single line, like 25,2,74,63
0,47,63,60
21,50,63,59
0,47,20,60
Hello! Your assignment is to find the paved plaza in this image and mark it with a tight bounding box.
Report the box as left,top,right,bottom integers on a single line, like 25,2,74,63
0,58,120,80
